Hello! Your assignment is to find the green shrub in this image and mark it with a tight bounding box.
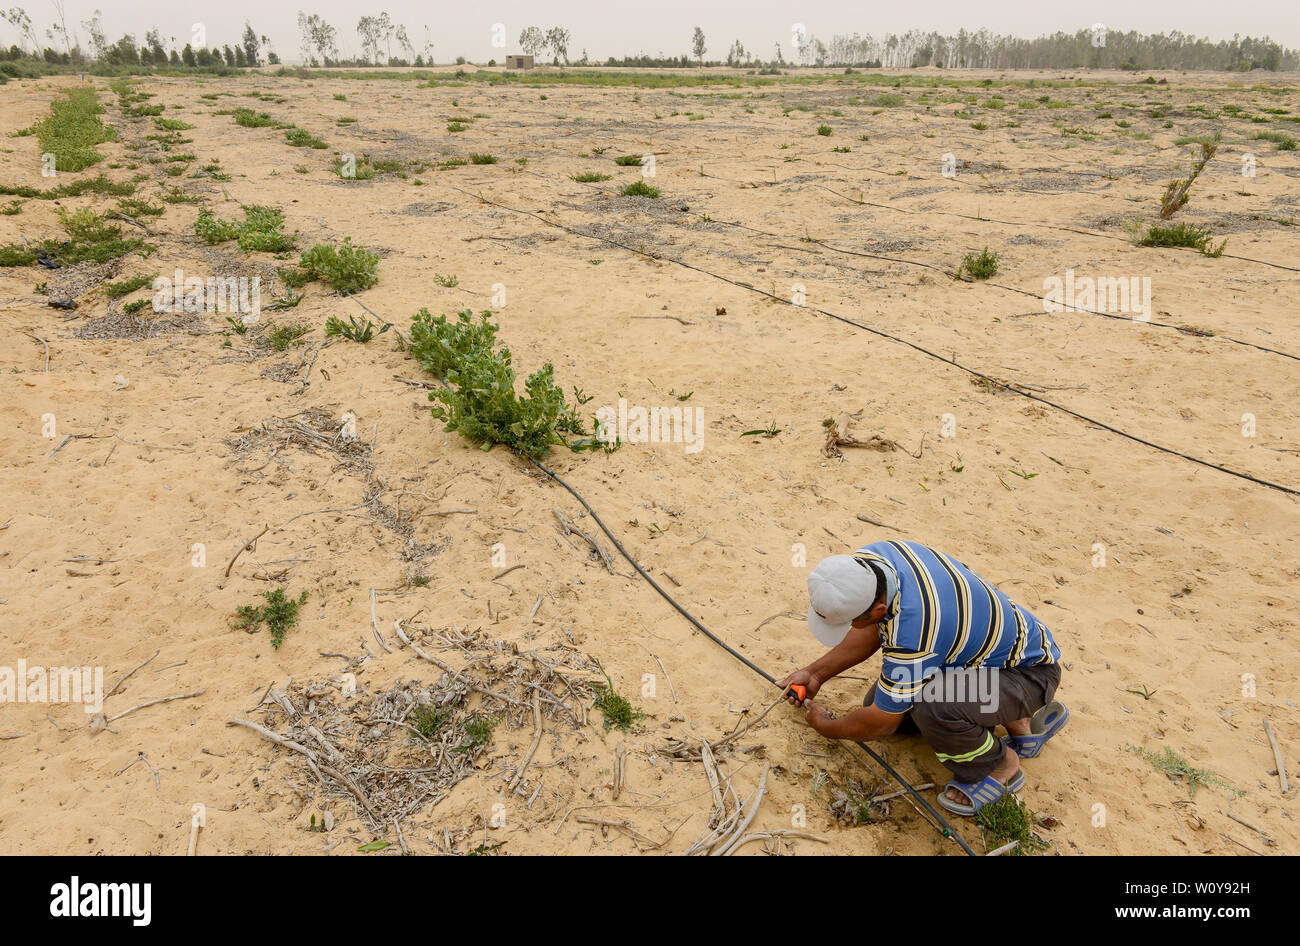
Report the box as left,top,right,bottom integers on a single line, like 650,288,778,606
572,171,611,182
233,107,275,128
103,272,157,299
233,588,308,649
0,245,36,266
613,154,642,166
816,124,832,136
285,127,327,148
27,88,117,172
409,308,585,458
195,205,293,252
1254,130,1296,150
1131,221,1226,257
52,208,143,264
621,180,660,198
959,247,999,280
298,237,379,294
469,153,497,164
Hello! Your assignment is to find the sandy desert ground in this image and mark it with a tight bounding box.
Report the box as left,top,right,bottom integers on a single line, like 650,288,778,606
1,65,1297,855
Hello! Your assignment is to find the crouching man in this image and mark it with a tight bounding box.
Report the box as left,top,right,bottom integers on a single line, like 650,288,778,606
779,540,1068,816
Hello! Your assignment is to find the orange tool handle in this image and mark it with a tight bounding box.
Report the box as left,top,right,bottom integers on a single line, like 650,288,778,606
788,684,807,705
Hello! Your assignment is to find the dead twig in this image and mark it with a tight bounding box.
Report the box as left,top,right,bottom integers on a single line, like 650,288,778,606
225,525,269,578
105,648,160,699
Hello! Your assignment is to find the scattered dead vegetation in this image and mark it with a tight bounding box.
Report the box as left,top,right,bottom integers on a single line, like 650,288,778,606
228,625,607,849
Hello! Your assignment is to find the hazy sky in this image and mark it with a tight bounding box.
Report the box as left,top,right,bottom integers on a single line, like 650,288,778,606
6,1,1298,62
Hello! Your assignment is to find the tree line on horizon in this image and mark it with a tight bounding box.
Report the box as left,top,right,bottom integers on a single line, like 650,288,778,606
0,6,1295,75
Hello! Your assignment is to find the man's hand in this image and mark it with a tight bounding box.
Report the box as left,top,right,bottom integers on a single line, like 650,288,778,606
777,669,821,705
803,699,836,734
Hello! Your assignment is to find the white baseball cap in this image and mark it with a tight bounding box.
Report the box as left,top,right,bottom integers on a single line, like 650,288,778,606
806,555,879,647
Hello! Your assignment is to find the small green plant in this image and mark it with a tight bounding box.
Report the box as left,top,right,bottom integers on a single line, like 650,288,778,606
613,154,643,166
333,93,347,101
959,247,1000,280
298,237,380,294
51,208,144,264
572,171,611,182
1160,140,1217,218
260,321,312,351
974,794,1052,855
409,705,451,739
741,421,782,438
233,107,275,128
592,664,647,732
452,713,499,752
324,313,391,342
816,124,832,136
285,127,327,149
621,180,660,198
232,587,308,649
195,205,294,253
1130,221,1227,257
122,298,150,314
160,186,198,204
1253,130,1296,151
1126,684,1157,700
446,121,468,132
116,197,164,218
1127,744,1238,798
469,153,497,164
103,272,157,299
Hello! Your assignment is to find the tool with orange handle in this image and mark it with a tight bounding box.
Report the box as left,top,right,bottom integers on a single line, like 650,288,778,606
786,684,807,706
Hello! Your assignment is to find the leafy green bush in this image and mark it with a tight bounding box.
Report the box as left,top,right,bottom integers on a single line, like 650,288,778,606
469,153,497,164
103,272,157,299
298,237,379,294
1131,221,1227,257
409,308,585,458
572,171,611,182
233,107,275,128
285,127,327,149
613,154,642,166
27,88,117,172
621,180,660,198
194,204,293,252
959,247,1000,280
233,588,308,649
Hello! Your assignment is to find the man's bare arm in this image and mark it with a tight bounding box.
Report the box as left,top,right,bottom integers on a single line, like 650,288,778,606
807,702,904,741
806,622,881,683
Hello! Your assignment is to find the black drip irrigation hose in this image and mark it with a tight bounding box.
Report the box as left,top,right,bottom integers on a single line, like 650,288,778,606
564,169,1298,359
529,456,979,857
814,182,1300,275
716,211,1300,363
451,184,1300,498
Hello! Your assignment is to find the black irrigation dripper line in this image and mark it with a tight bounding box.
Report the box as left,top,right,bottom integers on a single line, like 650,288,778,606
528,455,978,857
568,172,1299,360
450,184,1300,498
815,182,1300,274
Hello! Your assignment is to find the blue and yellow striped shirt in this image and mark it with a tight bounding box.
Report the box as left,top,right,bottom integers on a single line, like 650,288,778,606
855,541,1060,714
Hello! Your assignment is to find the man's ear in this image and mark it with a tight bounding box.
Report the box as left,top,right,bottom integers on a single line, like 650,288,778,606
869,598,889,623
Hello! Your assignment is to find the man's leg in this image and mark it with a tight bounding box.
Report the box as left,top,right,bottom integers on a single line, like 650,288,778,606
910,665,1055,804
